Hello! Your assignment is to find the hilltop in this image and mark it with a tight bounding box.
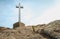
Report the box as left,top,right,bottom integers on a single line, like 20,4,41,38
0,20,60,39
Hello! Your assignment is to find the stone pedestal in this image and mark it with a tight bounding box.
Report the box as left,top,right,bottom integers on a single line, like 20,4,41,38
13,22,25,30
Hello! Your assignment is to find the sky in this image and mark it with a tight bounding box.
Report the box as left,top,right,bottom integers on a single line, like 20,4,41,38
0,0,60,28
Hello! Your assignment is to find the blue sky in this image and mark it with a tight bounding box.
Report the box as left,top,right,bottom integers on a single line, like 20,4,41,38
0,0,60,28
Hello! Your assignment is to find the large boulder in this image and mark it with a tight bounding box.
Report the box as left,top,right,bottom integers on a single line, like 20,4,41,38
40,20,60,39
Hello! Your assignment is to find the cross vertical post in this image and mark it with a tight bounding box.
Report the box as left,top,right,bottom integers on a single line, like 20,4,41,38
16,3,23,26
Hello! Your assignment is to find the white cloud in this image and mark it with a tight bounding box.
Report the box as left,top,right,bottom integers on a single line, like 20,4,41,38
30,1,60,25
21,4,33,25
10,0,60,26
21,6,32,21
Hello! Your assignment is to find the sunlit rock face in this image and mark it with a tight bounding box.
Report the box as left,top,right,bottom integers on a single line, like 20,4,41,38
13,22,25,29
39,20,60,39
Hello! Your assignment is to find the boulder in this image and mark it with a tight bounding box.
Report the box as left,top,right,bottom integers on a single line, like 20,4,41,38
40,20,60,39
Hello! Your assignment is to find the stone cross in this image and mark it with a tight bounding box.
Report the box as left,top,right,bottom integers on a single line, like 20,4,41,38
16,3,23,26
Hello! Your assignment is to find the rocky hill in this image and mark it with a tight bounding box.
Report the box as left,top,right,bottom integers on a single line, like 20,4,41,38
0,28,46,39
38,20,60,39
0,20,60,39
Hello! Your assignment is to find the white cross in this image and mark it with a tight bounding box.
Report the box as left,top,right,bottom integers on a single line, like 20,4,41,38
16,3,23,26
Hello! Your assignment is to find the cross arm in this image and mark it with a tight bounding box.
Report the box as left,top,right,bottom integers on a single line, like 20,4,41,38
16,6,23,8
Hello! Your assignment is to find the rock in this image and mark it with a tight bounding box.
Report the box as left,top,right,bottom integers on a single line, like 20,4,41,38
40,20,60,39
1,20,60,39
0,27,10,31
0,28,45,39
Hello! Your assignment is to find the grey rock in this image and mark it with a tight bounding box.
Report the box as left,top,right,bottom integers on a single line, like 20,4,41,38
40,20,60,39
